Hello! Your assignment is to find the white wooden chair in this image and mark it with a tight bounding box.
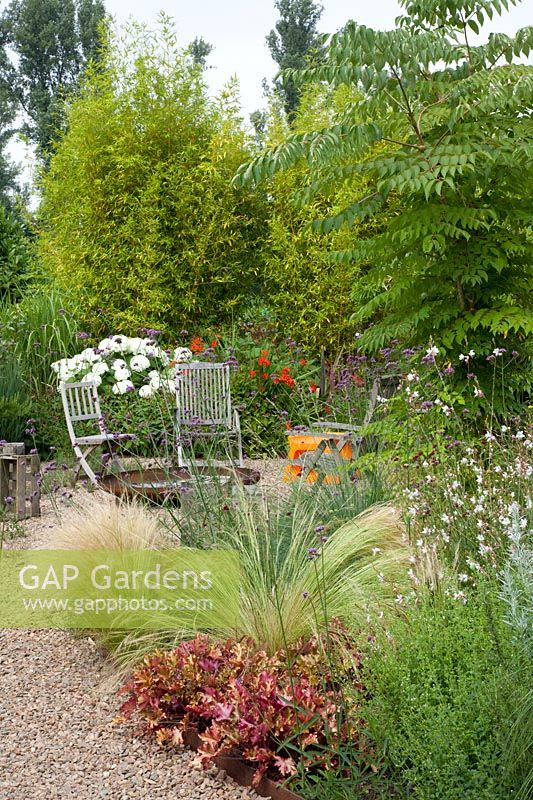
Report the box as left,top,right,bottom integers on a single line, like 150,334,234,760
59,380,133,485
174,362,243,468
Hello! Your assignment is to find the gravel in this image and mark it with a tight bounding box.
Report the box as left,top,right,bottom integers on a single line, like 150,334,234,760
0,459,285,800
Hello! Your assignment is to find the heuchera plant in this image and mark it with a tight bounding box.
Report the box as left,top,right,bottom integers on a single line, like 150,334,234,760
117,633,366,785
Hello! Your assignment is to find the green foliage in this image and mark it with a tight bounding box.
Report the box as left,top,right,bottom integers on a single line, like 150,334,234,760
38,18,267,337
266,0,324,119
237,0,533,382
500,519,533,799
176,498,407,652
260,87,392,352
0,0,106,157
1,286,80,392
188,36,213,68
365,584,518,800
0,205,31,301
0,353,31,441
0,285,79,452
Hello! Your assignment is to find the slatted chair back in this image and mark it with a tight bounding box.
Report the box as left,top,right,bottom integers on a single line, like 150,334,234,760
60,380,103,444
175,363,232,427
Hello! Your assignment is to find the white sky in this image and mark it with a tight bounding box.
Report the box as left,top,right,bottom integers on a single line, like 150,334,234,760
104,0,532,115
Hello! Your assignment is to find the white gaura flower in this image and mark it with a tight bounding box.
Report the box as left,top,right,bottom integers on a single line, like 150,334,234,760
139,384,154,399
130,354,151,372
114,366,131,381
111,380,134,395
173,347,193,364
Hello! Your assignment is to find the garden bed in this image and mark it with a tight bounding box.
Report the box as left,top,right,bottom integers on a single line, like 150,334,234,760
182,728,304,800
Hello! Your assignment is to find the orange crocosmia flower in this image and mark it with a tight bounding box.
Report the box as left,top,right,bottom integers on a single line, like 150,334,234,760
262,372,269,380
309,382,318,393
299,358,306,366
258,356,271,367
249,369,257,377
211,340,218,348
261,349,268,356
190,336,205,353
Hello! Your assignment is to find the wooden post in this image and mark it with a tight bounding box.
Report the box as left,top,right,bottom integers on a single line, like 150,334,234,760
15,458,26,521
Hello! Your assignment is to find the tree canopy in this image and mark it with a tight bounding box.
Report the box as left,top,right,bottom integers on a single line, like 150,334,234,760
237,0,533,372
0,0,106,158
266,0,323,120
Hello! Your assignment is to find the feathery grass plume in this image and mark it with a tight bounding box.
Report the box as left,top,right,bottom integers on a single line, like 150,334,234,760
48,493,163,550
104,478,408,677
219,499,409,652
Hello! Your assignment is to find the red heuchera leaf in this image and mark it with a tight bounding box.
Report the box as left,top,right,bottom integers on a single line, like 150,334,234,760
117,630,366,786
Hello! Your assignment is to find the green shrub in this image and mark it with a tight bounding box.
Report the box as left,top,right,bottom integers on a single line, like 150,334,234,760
259,87,392,353
0,354,31,442
364,584,518,800
0,206,31,303
38,19,267,338
1,286,80,394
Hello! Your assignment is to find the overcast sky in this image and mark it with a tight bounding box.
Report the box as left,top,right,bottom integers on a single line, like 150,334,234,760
104,0,532,116
8,0,531,186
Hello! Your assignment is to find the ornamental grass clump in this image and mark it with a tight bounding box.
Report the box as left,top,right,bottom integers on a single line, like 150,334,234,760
48,493,163,550
117,631,368,786
221,501,408,652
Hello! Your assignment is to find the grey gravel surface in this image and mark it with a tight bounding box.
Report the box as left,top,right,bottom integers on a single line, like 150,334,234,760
0,459,284,800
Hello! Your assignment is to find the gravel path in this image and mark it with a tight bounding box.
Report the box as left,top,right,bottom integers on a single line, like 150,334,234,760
0,459,285,800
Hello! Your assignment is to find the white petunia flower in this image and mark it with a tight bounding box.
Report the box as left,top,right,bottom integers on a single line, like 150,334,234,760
98,336,126,354
173,347,193,364
130,354,151,372
92,361,109,376
111,380,134,395
114,366,131,381
125,337,146,354
79,347,101,364
84,372,102,387
149,373,162,390
139,384,154,398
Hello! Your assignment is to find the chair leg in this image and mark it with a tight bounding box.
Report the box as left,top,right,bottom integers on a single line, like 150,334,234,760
234,411,244,468
73,445,98,486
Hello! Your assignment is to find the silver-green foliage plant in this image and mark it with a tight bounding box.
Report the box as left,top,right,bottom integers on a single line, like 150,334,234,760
500,511,533,658
500,513,533,799
235,0,533,368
